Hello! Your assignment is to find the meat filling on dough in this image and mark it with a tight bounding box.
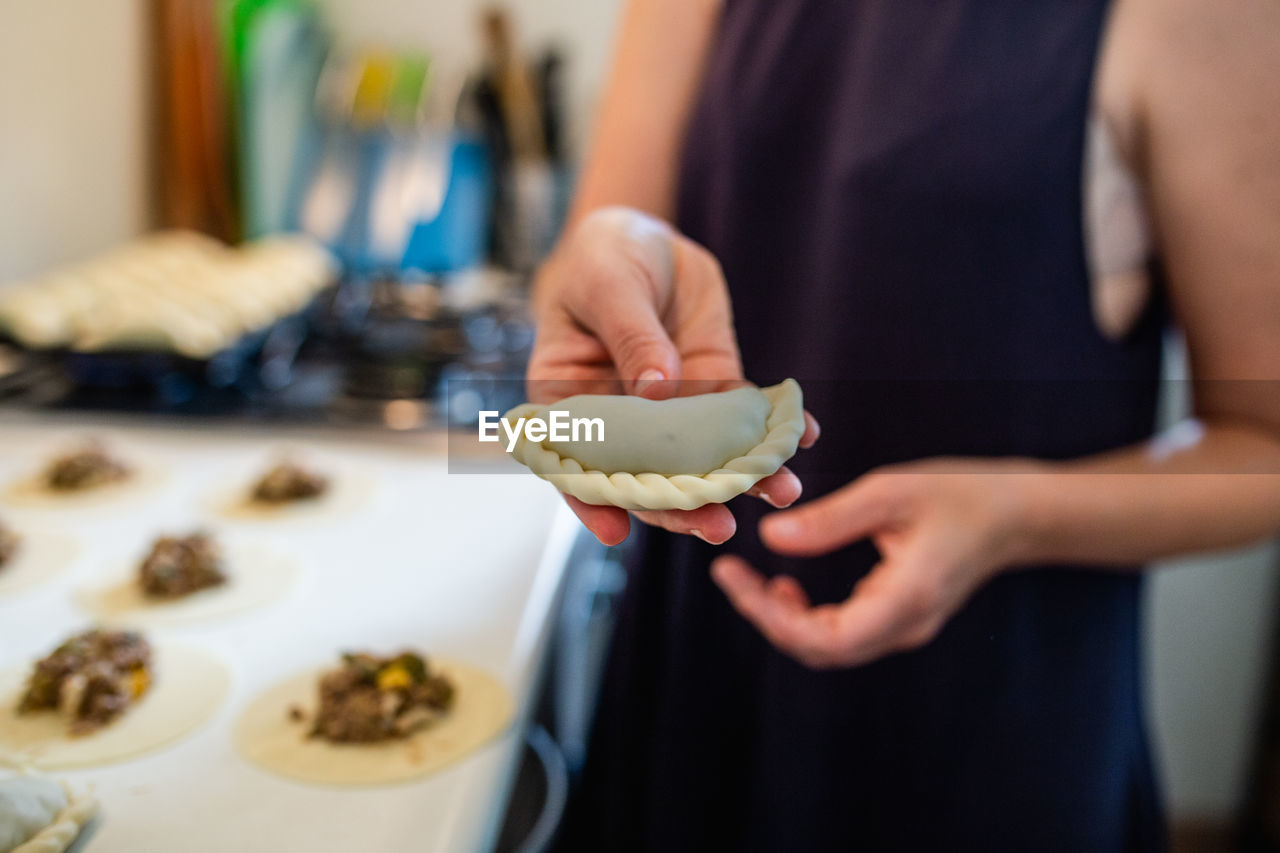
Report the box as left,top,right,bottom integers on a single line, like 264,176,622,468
138,532,227,599
0,519,19,569
43,445,130,492
18,630,153,736
303,652,454,743
251,462,328,505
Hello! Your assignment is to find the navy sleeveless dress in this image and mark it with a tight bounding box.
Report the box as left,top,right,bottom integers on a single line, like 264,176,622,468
560,2,1167,851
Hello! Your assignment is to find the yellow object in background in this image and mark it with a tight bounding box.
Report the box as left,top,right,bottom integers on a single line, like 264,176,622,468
351,54,396,128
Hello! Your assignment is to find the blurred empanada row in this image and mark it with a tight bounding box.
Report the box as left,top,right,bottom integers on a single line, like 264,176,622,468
0,231,337,359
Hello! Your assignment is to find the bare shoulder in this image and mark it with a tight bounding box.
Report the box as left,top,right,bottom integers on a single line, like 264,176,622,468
1099,0,1280,173
1101,0,1280,390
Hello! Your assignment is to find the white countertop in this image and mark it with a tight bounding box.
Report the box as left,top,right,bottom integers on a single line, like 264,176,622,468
0,417,577,852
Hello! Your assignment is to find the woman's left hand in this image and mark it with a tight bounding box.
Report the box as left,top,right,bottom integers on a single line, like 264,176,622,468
711,458,1039,669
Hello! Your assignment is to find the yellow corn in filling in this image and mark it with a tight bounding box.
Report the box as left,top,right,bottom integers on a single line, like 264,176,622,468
376,665,412,691
129,666,152,699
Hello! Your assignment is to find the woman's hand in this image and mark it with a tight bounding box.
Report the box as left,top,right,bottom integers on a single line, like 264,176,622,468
711,459,1038,669
528,207,818,546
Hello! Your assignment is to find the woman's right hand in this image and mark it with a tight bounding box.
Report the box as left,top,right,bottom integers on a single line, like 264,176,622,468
527,207,817,546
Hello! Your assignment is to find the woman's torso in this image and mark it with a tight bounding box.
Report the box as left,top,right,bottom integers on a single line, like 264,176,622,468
566,3,1168,851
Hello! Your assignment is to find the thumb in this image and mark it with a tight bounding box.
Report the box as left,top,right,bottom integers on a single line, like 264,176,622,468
760,475,900,557
579,279,682,400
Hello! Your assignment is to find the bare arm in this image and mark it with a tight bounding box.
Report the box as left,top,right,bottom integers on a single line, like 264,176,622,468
566,0,721,225
713,0,1280,667
1011,0,1280,566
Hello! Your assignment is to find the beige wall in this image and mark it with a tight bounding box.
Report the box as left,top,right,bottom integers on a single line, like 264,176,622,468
0,0,150,284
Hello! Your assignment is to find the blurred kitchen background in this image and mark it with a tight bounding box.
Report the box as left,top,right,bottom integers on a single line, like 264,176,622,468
0,3,1277,850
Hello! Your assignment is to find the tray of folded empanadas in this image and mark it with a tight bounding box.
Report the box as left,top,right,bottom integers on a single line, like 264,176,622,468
0,231,338,390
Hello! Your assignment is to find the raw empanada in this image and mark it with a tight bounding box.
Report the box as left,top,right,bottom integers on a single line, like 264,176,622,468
503,379,804,511
0,776,97,853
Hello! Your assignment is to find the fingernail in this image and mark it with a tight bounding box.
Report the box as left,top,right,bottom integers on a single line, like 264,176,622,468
690,528,711,544
757,490,781,508
634,369,665,396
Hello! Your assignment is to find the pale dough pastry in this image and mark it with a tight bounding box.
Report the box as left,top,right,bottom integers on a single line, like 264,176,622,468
235,659,513,786
0,646,228,770
503,379,805,511
0,776,97,853
0,532,79,599
74,540,297,627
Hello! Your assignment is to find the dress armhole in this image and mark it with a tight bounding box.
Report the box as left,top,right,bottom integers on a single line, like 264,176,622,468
1083,111,1154,340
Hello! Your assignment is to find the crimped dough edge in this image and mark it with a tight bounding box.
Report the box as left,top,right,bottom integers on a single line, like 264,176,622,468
504,379,804,511
12,781,98,853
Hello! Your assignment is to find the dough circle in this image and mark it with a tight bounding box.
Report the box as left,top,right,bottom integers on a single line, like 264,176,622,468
1,466,163,512
210,469,374,524
0,532,79,599
235,659,514,786
0,645,228,770
74,541,297,627
504,379,805,511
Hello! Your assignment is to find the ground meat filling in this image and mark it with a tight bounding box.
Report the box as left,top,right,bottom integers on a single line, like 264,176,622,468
44,446,130,492
306,652,455,743
0,519,19,569
251,462,328,505
18,630,153,736
138,533,227,599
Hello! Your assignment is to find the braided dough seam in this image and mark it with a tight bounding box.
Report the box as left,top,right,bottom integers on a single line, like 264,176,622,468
12,782,98,853
503,379,804,511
